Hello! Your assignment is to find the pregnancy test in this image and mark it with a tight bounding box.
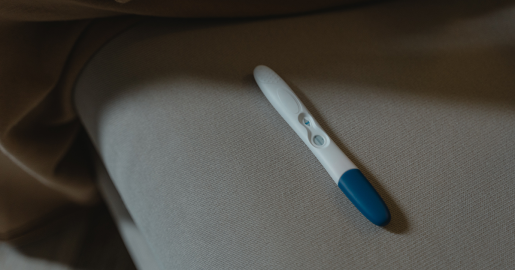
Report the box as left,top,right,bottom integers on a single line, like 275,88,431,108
253,65,390,226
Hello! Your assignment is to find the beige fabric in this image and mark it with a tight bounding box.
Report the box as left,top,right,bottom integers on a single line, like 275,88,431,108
0,151,73,239
0,204,136,269
0,0,365,239
74,0,515,268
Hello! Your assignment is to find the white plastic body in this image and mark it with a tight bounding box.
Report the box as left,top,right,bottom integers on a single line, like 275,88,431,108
254,65,357,184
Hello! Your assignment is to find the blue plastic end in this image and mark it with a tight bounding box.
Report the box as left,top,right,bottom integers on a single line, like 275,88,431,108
338,169,391,226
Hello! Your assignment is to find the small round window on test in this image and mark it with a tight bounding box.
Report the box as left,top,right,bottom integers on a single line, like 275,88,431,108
303,118,311,126
313,135,325,146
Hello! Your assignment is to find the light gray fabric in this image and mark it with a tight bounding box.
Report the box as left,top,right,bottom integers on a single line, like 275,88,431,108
74,0,515,269
95,157,160,270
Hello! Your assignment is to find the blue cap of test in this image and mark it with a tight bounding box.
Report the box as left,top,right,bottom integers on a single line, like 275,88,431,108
338,169,391,226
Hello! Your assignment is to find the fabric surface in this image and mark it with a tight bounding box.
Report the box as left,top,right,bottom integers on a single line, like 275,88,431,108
0,0,366,239
0,149,75,240
0,204,136,270
95,155,160,270
74,0,515,269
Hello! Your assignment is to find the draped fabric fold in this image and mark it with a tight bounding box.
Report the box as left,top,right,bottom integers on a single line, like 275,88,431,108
0,0,365,239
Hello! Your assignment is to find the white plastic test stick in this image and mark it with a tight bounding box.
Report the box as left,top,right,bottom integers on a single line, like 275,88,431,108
253,65,390,226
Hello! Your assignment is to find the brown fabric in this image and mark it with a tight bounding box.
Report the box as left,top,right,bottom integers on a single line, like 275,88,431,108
0,0,367,239
0,150,75,240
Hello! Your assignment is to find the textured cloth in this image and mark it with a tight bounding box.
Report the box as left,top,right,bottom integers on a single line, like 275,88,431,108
0,151,73,240
74,0,515,268
95,156,160,270
0,0,365,239
0,203,136,269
